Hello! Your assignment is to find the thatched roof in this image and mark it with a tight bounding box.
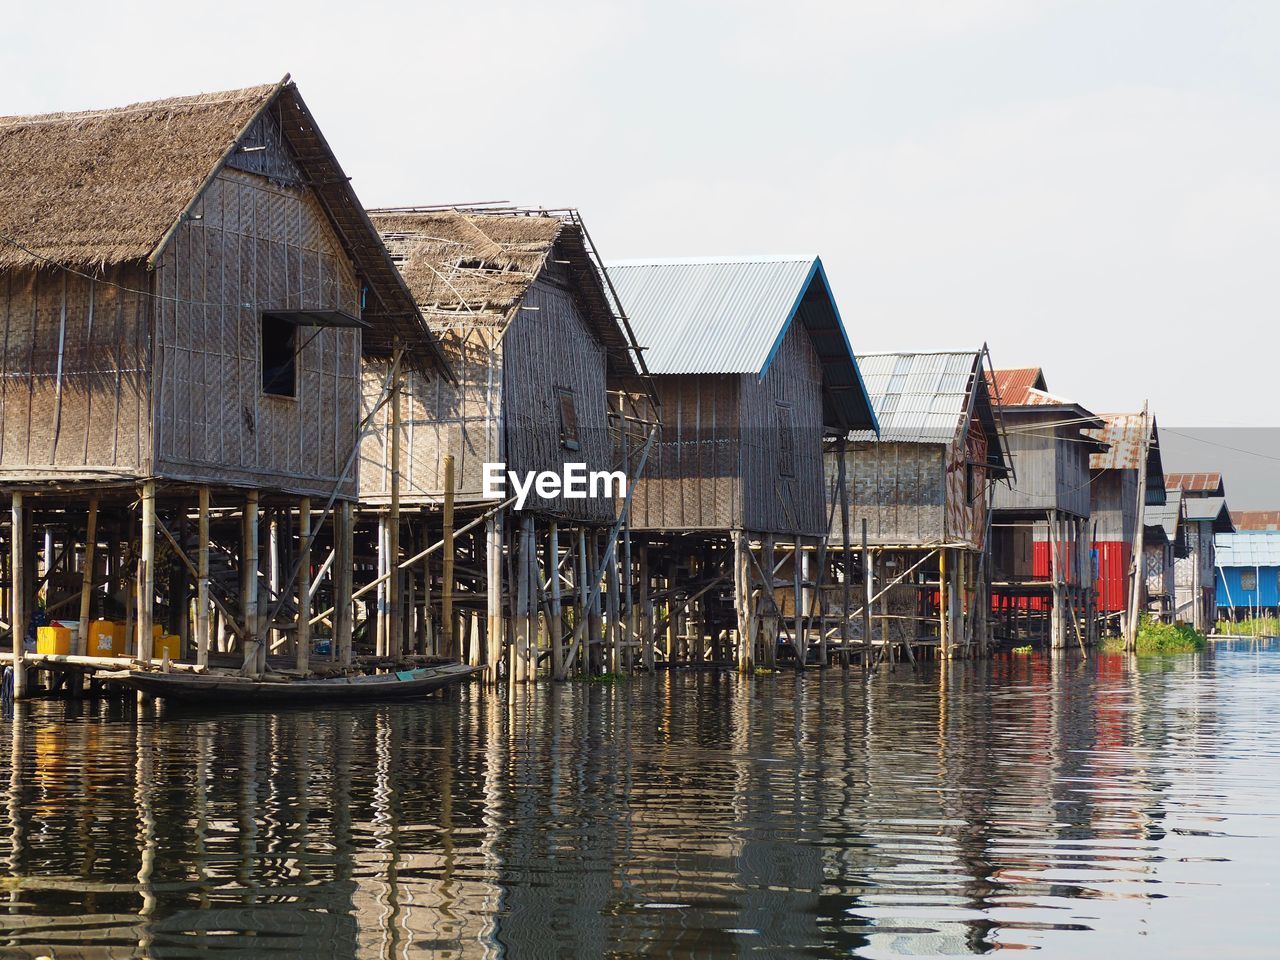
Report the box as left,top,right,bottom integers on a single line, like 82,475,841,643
0,79,447,376
0,84,276,270
370,209,638,375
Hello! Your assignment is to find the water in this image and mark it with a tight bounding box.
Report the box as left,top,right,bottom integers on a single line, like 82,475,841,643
0,642,1277,959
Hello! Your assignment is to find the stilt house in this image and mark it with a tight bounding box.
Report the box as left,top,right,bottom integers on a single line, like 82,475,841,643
825,350,1010,657
986,370,1106,646
605,255,878,669
1215,529,1280,619
360,207,649,677
1165,473,1233,629
1143,488,1185,620
0,78,445,694
1086,413,1165,629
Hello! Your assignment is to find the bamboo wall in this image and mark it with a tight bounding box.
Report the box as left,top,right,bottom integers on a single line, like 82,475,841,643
152,160,362,499
739,320,825,536
0,265,151,479
828,442,946,546
360,263,615,523
629,322,826,536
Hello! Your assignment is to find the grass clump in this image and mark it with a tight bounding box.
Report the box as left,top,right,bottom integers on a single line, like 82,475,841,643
1011,645,1033,654
1102,616,1207,655
1216,616,1280,637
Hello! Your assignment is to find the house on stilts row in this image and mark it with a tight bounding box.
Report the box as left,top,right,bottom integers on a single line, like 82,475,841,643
986,368,1106,648
0,77,448,697
1086,412,1166,634
605,255,878,672
824,349,1011,663
360,207,653,681
1164,472,1233,631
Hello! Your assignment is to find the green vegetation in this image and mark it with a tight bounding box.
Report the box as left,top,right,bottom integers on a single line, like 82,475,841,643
754,666,777,676
1101,616,1207,655
1215,616,1280,637
1011,645,1033,654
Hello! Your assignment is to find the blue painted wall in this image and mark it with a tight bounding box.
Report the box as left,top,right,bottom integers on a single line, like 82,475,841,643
1217,565,1280,610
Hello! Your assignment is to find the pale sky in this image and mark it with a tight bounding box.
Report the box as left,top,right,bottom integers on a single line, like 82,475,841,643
6,1,1279,427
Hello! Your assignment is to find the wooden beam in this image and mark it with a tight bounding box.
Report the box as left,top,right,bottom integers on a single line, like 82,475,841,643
296,498,311,676
196,487,210,668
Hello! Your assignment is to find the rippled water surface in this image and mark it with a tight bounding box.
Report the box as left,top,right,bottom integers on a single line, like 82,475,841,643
1,641,1278,958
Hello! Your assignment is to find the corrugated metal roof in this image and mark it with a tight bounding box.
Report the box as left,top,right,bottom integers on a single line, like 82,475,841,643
606,255,877,430
1088,413,1165,501
987,367,1046,406
847,352,978,443
1166,472,1224,495
1232,510,1280,531
1146,488,1183,540
1216,531,1280,567
1185,495,1234,532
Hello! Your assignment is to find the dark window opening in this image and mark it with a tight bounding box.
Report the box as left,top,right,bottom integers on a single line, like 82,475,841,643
261,313,297,397
776,401,795,478
556,387,580,451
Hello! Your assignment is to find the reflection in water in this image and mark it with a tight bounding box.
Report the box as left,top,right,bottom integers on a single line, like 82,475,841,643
0,642,1277,958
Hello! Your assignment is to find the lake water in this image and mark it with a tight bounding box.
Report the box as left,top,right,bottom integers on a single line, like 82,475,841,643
0,641,1277,959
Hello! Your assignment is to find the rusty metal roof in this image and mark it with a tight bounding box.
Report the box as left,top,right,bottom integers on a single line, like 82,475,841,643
1088,413,1165,502
1166,472,1224,496
986,367,1046,406
1231,510,1280,531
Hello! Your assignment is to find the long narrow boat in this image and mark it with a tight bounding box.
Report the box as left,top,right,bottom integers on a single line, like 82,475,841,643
98,662,478,704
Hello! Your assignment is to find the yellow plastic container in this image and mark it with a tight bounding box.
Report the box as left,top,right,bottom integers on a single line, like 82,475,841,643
36,624,73,656
88,619,126,657
154,634,182,662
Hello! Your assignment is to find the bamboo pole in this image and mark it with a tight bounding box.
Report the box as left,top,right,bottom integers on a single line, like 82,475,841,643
485,515,502,678
549,521,564,680
77,496,99,657
862,519,872,669
138,481,156,664
442,455,456,660
388,356,402,659
242,491,260,677
10,493,26,699
336,500,354,667
296,498,311,676
838,447,852,668
196,487,210,668
1125,403,1151,651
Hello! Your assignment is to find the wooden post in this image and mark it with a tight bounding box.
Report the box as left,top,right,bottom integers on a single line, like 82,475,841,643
549,521,564,681
10,493,26,699
838,447,852,668
77,496,99,656
862,519,873,669
196,487,210,668
639,544,653,673
336,500,354,668
442,455,456,660
484,514,502,678
938,546,949,657
296,498,311,676
1125,403,1151,651
389,363,402,661
242,491,260,677
138,481,156,664
516,513,534,682
792,540,805,670
734,532,751,673
574,527,590,676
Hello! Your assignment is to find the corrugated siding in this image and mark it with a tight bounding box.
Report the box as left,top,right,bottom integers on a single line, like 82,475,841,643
153,165,361,499
848,352,974,443
739,320,825,536
0,264,151,478
991,410,1092,518
606,257,815,375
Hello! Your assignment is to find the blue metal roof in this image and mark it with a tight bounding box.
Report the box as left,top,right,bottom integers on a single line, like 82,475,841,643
1216,531,1280,567
605,255,877,431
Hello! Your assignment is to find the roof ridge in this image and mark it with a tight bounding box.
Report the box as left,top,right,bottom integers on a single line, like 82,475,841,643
0,82,279,127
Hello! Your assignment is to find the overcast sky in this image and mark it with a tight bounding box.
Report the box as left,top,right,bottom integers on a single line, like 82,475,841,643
6,1,1279,429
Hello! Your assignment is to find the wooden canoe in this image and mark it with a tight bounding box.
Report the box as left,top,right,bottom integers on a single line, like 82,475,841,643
98,662,478,704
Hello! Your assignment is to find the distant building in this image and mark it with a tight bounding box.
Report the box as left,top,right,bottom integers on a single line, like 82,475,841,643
1166,472,1234,630
1215,531,1280,618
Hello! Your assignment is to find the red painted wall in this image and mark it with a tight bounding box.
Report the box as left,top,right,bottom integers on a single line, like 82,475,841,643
1092,540,1130,612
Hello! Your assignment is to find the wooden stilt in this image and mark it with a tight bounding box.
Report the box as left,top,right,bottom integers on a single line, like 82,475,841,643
389,353,402,660
138,481,156,664
242,491,260,677
734,531,751,673
10,493,26,699
336,500,354,668
77,496,99,657
196,487,210,668
441,455,456,661
549,521,564,680
792,540,806,670
296,497,311,676
484,514,502,678
837,445,852,668
862,520,873,669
